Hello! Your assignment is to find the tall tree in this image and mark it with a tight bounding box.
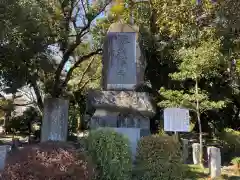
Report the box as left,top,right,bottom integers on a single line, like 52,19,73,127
159,38,226,166
1,0,112,105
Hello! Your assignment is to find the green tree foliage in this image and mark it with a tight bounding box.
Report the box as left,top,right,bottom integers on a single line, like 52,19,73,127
2,0,240,136
159,36,227,166
1,0,111,106
0,0,60,109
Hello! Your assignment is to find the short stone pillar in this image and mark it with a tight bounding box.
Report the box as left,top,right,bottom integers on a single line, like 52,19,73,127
0,145,7,170
207,146,221,178
41,98,69,142
192,143,201,165
182,139,189,164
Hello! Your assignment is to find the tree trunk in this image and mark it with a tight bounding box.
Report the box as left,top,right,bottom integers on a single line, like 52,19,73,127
195,77,203,167
29,79,43,111
41,98,69,142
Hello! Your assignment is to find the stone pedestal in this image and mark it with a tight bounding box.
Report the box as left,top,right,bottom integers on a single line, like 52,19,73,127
87,90,154,157
41,98,69,142
207,146,221,178
192,143,201,165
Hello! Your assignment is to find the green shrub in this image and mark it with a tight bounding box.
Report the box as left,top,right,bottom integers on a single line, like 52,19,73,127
86,128,132,180
220,128,240,148
231,157,240,167
134,134,185,180
218,128,240,162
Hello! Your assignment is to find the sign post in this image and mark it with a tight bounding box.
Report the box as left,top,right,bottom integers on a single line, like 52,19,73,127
164,108,190,141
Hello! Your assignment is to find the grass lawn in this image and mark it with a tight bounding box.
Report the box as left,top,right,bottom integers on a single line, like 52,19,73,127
185,165,240,179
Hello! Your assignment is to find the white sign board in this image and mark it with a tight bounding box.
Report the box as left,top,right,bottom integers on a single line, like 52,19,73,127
164,108,190,132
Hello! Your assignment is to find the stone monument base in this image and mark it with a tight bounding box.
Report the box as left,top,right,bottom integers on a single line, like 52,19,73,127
87,90,155,158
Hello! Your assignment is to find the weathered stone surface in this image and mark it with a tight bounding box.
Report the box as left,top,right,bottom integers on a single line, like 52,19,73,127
107,21,139,33
182,139,189,164
90,110,118,128
88,90,155,117
140,129,151,137
207,146,221,178
117,114,150,128
0,145,7,170
41,98,69,142
102,23,145,91
192,143,201,165
90,110,150,129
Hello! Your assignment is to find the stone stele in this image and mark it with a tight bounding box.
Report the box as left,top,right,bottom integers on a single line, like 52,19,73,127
41,98,69,142
102,21,146,91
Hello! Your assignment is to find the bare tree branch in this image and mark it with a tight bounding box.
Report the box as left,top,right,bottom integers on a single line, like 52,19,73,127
29,78,44,111
78,56,96,85
79,75,101,91
80,0,88,21
52,0,110,97
62,49,102,87
13,102,34,107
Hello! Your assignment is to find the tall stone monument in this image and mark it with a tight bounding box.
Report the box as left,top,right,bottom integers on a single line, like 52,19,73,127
87,21,155,158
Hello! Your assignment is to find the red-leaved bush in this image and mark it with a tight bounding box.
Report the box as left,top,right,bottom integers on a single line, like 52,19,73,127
0,141,95,180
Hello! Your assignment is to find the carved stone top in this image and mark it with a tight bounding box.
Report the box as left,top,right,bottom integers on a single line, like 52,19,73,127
107,21,139,34
102,22,146,91
87,90,156,117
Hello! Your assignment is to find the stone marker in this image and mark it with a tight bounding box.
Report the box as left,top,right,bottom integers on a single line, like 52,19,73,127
182,139,189,164
102,22,145,91
86,21,155,158
41,98,69,142
192,143,201,165
0,146,7,170
207,146,221,178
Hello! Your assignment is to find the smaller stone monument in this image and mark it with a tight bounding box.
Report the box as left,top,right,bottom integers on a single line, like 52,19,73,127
192,143,200,165
41,98,69,142
0,145,7,170
182,139,189,164
207,146,221,178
